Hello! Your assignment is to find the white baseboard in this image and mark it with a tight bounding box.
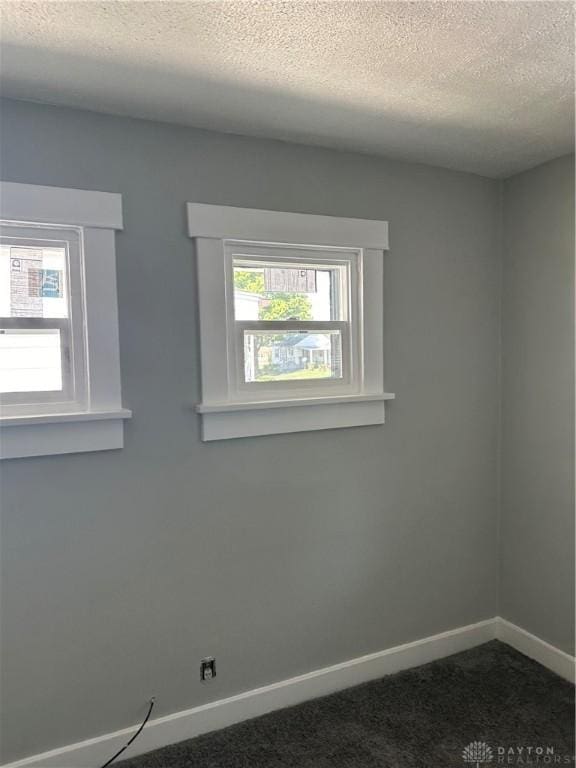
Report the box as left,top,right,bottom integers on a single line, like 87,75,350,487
2,618,497,768
495,617,576,684
5,617,574,768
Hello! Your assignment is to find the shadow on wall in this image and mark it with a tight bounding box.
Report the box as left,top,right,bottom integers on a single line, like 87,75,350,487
0,40,573,178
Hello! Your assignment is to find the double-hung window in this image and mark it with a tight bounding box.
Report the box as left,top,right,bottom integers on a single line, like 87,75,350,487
0,182,131,459
230,241,359,397
189,203,394,440
0,224,86,413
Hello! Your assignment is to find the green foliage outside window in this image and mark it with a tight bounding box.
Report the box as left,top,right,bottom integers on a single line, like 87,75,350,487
234,269,312,320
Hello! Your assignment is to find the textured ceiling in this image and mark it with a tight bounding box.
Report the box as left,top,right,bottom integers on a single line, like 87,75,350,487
0,1,573,177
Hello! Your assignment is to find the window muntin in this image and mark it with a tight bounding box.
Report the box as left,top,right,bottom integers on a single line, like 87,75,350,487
225,241,361,399
0,224,87,413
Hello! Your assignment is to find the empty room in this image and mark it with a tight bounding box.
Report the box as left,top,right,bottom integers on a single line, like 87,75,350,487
0,2,574,767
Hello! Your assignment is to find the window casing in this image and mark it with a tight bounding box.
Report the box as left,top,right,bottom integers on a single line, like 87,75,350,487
188,203,394,441
0,182,130,459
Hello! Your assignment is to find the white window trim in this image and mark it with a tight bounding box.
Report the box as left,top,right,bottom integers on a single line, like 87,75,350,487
188,203,394,441
0,181,131,459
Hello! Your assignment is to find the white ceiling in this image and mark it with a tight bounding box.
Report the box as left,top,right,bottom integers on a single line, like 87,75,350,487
0,1,573,177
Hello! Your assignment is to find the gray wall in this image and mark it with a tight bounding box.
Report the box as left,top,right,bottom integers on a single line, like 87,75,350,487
500,155,575,654
0,98,500,763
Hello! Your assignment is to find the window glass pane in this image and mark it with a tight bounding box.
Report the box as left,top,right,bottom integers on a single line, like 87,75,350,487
233,261,343,321
243,330,343,383
0,329,62,393
0,244,69,319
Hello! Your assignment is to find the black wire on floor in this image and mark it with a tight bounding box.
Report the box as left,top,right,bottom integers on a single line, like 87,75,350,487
99,697,156,768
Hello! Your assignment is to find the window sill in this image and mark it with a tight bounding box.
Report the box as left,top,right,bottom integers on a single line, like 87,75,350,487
196,393,395,441
0,408,132,459
196,393,395,414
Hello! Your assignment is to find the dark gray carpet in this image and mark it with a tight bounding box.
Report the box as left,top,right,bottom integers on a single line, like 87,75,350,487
121,641,575,767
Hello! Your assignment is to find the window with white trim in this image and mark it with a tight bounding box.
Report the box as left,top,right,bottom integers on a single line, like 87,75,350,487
189,203,394,441
0,182,131,459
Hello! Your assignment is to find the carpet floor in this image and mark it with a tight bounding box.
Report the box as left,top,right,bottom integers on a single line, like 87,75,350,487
121,640,575,768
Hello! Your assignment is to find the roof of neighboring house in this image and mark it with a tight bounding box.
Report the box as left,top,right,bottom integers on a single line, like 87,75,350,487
294,334,331,350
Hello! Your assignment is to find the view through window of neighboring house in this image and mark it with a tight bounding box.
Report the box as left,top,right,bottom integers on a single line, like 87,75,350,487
233,258,347,384
242,329,343,383
0,235,75,402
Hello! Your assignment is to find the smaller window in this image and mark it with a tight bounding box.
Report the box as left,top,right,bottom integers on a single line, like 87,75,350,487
189,202,394,441
0,224,86,415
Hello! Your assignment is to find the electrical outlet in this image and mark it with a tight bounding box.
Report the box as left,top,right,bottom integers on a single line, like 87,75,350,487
200,657,216,682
